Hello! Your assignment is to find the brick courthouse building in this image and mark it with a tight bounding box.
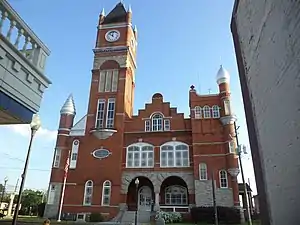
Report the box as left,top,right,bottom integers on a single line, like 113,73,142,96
44,2,240,221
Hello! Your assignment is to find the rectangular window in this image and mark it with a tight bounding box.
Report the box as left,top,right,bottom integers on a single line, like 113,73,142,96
224,100,231,115
47,184,56,204
145,120,151,132
99,71,106,92
229,141,235,153
53,148,61,168
111,70,119,92
99,70,119,93
106,98,115,128
105,70,113,92
95,99,106,128
164,119,170,131
199,163,208,180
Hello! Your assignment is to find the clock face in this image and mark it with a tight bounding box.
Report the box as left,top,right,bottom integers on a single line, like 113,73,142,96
105,30,120,42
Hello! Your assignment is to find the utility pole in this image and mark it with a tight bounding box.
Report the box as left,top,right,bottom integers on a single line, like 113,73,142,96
7,178,19,217
234,122,252,225
211,170,218,225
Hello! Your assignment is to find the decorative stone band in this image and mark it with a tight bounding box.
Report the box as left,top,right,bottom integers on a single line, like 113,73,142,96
220,115,237,125
228,168,240,177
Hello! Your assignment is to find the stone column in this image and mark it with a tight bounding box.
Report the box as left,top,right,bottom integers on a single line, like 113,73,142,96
153,192,160,211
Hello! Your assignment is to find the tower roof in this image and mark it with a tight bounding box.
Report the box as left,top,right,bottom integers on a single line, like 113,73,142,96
216,65,230,85
102,2,127,24
60,94,76,115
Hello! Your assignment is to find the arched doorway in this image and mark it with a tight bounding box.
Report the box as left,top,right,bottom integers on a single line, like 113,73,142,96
160,176,189,207
126,176,154,211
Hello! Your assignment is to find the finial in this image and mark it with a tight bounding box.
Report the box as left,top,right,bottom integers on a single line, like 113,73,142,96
60,94,76,115
128,4,132,13
100,8,105,16
134,25,137,32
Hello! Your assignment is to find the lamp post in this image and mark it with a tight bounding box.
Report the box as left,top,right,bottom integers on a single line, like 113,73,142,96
12,114,41,225
211,171,219,225
234,122,252,225
0,177,8,210
134,178,139,225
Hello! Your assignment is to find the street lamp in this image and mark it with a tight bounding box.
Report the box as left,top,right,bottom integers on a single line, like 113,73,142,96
234,122,252,225
134,178,139,225
12,114,41,225
0,177,9,210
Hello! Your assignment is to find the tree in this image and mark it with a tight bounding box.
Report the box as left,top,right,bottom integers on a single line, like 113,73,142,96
0,184,4,193
20,189,44,216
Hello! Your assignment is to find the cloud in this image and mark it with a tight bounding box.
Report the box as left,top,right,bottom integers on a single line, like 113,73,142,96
5,124,57,141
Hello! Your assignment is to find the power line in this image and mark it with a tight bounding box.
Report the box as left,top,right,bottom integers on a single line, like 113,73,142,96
0,166,50,172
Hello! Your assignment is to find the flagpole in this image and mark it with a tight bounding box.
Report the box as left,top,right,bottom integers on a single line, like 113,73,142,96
57,150,71,222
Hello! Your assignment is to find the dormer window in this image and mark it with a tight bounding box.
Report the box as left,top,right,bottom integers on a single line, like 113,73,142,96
145,113,171,132
152,114,163,131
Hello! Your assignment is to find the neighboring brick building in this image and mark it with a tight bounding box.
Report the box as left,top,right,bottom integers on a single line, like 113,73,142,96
44,2,240,221
231,0,300,225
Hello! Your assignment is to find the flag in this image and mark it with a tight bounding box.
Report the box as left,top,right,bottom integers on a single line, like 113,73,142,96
64,151,70,179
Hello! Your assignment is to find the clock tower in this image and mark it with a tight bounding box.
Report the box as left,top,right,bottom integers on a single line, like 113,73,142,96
86,2,137,134
83,2,137,208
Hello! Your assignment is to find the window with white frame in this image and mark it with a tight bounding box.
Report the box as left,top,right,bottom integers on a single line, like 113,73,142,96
145,120,151,132
83,180,93,205
53,148,61,168
219,170,228,188
47,184,56,204
212,105,220,118
194,106,202,119
229,140,235,153
224,100,231,116
199,163,208,180
101,180,111,206
152,113,163,131
164,119,170,131
70,140,79,169
106,98,115,128
126,143,154,168
165,185,188,205
95,99,106,128
203,106,211,118
99,70,119,93
160,141,189,167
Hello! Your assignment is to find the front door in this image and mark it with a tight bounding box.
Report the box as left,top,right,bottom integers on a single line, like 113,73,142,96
138,186,152,211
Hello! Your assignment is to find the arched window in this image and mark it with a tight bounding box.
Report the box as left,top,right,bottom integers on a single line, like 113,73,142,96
101,180,111,206
199,163,207,180
126,143,154,168
212,105,220,118
165,185,188,205
219,170,228,188
160,141,189,167
203,106,211,118
152,113,163,131
83,180,93,205
194,106,202,119
70,140,79,169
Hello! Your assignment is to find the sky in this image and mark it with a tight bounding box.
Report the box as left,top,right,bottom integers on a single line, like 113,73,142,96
0,0,256,195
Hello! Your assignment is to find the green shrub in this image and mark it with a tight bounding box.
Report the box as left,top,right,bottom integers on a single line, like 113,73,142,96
190,206,241,224
155,211,182,224
89,212,104,222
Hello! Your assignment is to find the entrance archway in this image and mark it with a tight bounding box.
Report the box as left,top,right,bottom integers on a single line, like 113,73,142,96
126,176,154,211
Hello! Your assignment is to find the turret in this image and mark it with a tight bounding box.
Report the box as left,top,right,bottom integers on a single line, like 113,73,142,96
58,94,76,132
